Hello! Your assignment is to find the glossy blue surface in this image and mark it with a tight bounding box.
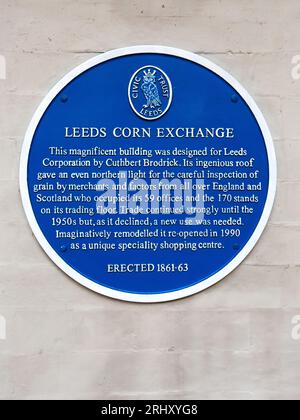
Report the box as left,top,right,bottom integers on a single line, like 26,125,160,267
27,53,269,294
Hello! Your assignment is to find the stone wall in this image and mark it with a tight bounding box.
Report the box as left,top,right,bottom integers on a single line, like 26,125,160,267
0,0,299,399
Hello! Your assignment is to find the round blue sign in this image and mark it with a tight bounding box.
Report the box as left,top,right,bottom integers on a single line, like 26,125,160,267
20,46,276,302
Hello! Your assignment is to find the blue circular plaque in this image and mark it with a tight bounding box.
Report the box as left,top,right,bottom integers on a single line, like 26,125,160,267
20,46,277,302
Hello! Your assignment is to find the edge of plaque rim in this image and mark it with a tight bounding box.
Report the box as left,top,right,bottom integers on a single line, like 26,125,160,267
19,45,277,303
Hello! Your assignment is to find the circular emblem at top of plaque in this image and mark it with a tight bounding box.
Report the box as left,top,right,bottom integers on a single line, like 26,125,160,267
128,65,172,120
20,46,277,303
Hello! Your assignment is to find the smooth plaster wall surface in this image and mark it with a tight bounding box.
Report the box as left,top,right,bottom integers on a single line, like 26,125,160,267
0,0,300,400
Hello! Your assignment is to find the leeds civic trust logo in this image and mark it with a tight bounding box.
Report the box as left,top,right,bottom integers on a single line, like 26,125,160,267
128,65,172,121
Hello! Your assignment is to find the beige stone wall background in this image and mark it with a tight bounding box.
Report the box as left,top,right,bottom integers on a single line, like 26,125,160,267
0,0,300,400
